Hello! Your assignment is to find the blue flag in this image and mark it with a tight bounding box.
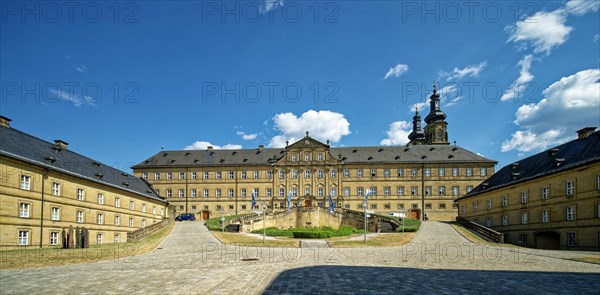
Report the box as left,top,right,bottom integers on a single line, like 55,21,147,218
365,189,371,202
251,191,256,210
287,191,293,209
329,195,335,213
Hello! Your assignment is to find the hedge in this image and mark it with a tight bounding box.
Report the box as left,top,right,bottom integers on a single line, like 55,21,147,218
252,226,362,238
394,218,421,232
292,231,332,239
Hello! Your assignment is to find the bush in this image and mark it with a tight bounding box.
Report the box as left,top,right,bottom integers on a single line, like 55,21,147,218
251,227,293,237
205,214,245,231
395,218,421,232
292,231,332,239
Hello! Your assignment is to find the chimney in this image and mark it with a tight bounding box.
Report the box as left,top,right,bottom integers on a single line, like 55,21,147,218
576,127,596,139
0,115,11,128
258,145,264,150
54,140,69,149
207,146,213,150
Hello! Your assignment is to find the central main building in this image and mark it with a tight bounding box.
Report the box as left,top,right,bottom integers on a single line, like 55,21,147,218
133,86,496,221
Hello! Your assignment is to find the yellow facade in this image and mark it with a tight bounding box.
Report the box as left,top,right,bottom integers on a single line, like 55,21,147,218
0,156,167,247
134,138,494,222
456,162,600,250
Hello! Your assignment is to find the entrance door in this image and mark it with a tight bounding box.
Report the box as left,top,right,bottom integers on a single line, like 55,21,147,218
304,199,312,207
410,210,420,220
202,211,210,220
535,232,560,250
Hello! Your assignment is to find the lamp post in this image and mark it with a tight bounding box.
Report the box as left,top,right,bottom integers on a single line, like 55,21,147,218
261,200,266,243
221,208,225,233
363,200,368,244
400,209,405,233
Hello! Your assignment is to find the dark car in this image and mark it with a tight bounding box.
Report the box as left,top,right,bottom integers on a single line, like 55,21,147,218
175,213,195,221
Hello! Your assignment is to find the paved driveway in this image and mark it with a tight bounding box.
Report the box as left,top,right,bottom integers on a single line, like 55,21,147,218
1,221,598,294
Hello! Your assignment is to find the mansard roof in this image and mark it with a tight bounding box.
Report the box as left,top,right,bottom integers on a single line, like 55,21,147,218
0,126,165,203
457,129,600,201
133,136,495,168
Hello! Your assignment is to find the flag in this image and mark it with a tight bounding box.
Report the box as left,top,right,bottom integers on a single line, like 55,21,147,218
287,191,293,209
365,189,371,202
251,191,256,210
329,195,335,213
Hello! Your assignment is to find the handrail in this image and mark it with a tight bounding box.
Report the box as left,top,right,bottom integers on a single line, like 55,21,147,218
127,219,170,242
456,216,504,243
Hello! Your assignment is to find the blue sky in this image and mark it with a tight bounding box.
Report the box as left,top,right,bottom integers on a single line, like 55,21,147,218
1,0,599,172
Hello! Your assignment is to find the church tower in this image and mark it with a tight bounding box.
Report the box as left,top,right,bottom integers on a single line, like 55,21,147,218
408,107,425,145
424,82,449,145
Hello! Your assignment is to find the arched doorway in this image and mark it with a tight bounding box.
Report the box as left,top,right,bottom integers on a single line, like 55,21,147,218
535,232,560,250
409,209,421,220
304,199,312,207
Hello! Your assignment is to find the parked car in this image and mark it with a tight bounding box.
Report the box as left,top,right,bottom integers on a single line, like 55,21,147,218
175,213,195,221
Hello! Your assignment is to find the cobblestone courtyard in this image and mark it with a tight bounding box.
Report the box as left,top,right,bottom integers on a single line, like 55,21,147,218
1,221,599,294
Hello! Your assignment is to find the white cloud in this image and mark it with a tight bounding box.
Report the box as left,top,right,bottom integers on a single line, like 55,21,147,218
564,0,600,16
268,110,351,147
501,54,535,101
184,141,242,150
74,64,87,74
236,131,257,141
439,61,487,81
48,89,96,108
384,64,409,79
506,10,572,54
593,34,600,43
380,121,412,146
501,68,600,153
261,0,283,13
409,102,428,112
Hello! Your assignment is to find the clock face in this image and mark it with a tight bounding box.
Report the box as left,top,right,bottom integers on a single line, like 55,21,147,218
305,140,310,145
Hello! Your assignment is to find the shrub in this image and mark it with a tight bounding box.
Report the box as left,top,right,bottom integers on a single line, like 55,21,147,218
395,218,421,232
251,227,293,237
205,214,245,231
292,231,332,239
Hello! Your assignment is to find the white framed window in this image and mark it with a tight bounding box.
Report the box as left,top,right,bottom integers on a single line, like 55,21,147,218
411,187,418,196
18,230,29,245
486,218,492,227
179,172,185,180
318,153,323,161
142,204,146,213
203,189,209,197
20,175,31,190
291,188,297,197
520,234,528,246
383,169,390,178
317,187,324,196
129,218,134,228
141,220,146,228
241,189,246,197
521,191,528,204
305,153,310,161
291,154,297,162
439,168,445,177
252,188,259,197
216,171,222,179
411,168,417,177
242,171,248,179
305,169,311,179
51,207,60,221
425,186,431,196
192,172,197,179
179,189,184,198
153,206,157,214
77,211,84,223
330,187,336,197
542,210,550,223
397,168,404,177
267,170,272,179
52,182,61,196
371,169,377,177
466,186,473,193
142,172,148,180
331,169,337,178
167,189,172,198
96,233,103,244
344,187,350,196
439,186,445,195
452,168,459,177
317,169,323,178
357,187,363,196
97,213,104,224
472,202,478,212
291,169,297,179
167,172,172,180
266,188,272,197
304,187,310,196
279,170,285,179
114,216,120,226
114,234,120,243
357,169,363,178
216,189,222,197
19,203,30,218
154,172,160,180
191,189,197,198
501,196,508,207
466,168,473,177
452,186,459,196
279,188,285,197
115,197,121,207
384,187,390,196
344,169,350,178
502,215,508,226
129,201,135,210
486,199,492,210
480,167,487,176
203,171,209,179
98,193,104,204
229,171,234,179
521,212,528,224
254,171,259,179
566,180,575,196
50,232,59,246
191,205,197,210
597,175,600,190
397,186,404,196
566,206,576,221
156,189,160,196
566,232,576,247
541,186,549,199
397,204,405,209
425,168,431,177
